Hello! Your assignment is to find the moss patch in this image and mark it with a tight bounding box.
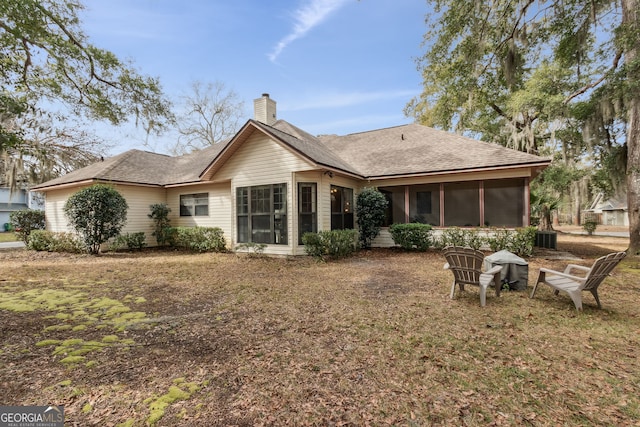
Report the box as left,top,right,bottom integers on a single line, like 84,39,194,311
146,379,201,425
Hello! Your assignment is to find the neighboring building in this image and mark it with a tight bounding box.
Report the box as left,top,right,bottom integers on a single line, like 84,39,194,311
31,94,551,255
584,192,629,227
0,187,44,231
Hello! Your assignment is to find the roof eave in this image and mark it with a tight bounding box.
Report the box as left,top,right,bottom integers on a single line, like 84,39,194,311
30,179,164,192
365,161,552,181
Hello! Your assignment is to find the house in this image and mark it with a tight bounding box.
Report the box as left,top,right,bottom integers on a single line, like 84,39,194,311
31,94,551,255
584,192,629,227
1,187,44,231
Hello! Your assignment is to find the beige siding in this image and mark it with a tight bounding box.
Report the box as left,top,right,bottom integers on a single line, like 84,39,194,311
213,133,317,256
166,183,232,248
115,186,166,246
44,188,78,233
43,184,165,247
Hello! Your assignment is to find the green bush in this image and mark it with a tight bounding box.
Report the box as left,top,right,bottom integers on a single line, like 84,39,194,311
302,229,359,260
508,227,536,257
27,230,84,253
355,187,388,249
487,228,512,252
63,184,128,254
437,227,486,250
9,209,45,243
148,203,172,246
110,232,147,251
389,223,432,251
486,226,536,257
167,226,226,252
583,219,598,235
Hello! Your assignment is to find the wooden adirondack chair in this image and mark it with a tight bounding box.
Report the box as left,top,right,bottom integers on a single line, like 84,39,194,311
443,246,503,307
530,251,626,310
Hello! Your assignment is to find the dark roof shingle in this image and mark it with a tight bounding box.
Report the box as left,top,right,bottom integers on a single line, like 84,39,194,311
32,120,550,190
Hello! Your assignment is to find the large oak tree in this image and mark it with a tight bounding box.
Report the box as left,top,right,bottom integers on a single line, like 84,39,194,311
1,0,174,188
407,0,640,254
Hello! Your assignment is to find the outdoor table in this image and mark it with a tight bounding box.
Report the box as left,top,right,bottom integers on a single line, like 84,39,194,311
483,250,529,291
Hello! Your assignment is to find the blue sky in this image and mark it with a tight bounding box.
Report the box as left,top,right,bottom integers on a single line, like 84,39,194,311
81,0,429,154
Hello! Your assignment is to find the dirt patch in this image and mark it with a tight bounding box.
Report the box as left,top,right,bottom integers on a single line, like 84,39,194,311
1,235,638,426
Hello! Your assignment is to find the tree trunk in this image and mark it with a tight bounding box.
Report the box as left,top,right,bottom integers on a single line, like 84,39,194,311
623,0,640,255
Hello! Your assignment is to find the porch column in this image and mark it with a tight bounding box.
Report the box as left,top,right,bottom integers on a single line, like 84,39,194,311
524,177,530,226
479,181,485,227
439,183,445,227
404,186,410,223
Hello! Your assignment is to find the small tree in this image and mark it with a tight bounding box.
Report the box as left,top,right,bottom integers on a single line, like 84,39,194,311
9,209,45,243
63,184,128,254
148,203,172,246
355,187,388,249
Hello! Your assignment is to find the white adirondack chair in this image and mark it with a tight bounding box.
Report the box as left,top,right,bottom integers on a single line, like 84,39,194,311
443,246,503,307
530,251,626,310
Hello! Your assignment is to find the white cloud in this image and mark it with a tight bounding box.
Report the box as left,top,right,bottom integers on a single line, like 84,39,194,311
268,0,349,62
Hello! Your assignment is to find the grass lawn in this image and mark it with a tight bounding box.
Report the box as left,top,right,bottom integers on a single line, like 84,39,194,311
0,233,638,426
0,232,17,243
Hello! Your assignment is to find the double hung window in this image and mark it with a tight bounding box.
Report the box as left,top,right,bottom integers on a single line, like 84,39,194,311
180,193,209,216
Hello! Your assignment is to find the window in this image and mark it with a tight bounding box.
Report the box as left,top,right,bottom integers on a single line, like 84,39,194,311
180,193,209,216
237,184,287,244
298,183,317,243
330,185,354,230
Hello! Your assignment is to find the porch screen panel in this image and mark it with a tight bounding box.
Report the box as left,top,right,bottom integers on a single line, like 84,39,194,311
444,182,480,226
379,187,405,226
409,184,440,225
484,179,524,227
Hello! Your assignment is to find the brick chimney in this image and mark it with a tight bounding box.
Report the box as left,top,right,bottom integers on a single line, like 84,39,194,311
253,93,277,126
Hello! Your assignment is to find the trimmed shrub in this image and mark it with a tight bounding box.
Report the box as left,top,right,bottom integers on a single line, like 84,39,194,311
27,230,84,253
63,184,128,254
302,229,359,260
355,187,388,249
110,232,147,251
9,209,45,243
389,223,432,251
167,226,226,252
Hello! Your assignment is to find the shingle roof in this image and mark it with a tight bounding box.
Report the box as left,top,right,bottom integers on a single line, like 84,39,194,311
31,150,175,189
32,120,550,191
317,123,549,178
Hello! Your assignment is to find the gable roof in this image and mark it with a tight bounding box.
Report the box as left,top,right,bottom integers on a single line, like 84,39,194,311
32,119,550,191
